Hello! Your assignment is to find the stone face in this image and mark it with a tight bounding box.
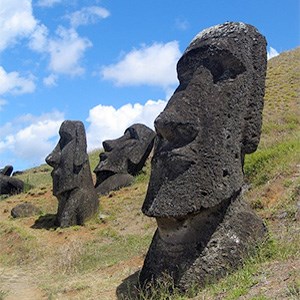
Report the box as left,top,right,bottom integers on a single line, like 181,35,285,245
0,165,13,176
0,165,24,195
11,202,41,218
46,120,99,228
94,123,155,195
142,22,267,217
139,22,267,290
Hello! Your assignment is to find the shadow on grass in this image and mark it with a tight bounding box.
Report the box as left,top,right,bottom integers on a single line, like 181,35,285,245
116,270,141,300
31,214,58,230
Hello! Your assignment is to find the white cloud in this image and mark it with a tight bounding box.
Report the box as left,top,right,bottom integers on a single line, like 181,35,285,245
267,47,280,60
0,111,64,168
0,66,35,95
1,1,107,82
29,24,49,52
101,41,181,90
29,24,92,76
0,0,37,51
86,99,166,150
175,19,189,31
48,26,92,75
43,73,58,86
36,0,62,7
0,99,7,111
67,6,110,28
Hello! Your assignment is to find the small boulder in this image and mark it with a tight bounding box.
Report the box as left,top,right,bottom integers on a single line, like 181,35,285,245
11,202,41,218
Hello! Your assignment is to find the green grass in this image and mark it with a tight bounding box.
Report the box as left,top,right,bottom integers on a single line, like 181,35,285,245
1,48,299,300
77,234,152,273
0,221,42,266
14,164,52,190
88,148,102,171
0,290,8,300
244,135,300,186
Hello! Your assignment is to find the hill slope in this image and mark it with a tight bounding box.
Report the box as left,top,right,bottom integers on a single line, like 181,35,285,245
0,48,299,300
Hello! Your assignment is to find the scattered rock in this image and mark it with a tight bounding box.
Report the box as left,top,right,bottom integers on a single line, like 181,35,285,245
11,202,41,218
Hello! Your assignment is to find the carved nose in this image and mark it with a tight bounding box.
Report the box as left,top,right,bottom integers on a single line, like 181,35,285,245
45,151,60,168
154,113,176,142
155,113,198,147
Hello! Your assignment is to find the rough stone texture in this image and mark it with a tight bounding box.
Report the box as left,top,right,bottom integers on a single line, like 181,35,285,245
46,120,99,228
140,194,267,290
11,202,41,218
94,123,155,195
0,165,24,195
0,165,13,176
94,173,134,196
139,22,267,290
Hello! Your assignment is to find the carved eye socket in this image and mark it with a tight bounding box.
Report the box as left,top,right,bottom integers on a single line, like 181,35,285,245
177,46,246,86
124,127,139,140
202,53,246,83
103,140,113,152
59,131,73,149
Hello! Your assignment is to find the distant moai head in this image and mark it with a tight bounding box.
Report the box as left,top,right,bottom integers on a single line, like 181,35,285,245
142,22,267,218
94,123,155,188
0,165,13,176
46,120,88,196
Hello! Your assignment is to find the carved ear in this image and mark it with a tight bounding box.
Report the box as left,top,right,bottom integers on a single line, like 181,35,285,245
242,100,264,154
242,32,267,155
74,121,88,167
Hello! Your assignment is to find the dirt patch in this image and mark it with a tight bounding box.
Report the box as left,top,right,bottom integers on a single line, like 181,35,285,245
0,267,46,300
240,259,300,300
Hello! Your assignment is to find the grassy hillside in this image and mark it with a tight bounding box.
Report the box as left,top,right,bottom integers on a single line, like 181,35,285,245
0,48,299,300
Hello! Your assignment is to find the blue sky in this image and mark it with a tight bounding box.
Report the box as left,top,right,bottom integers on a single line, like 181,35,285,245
0,0,299,171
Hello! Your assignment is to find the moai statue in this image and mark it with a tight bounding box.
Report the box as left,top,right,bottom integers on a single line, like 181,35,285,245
46,120,99,227
94,123,155,195
0,165,13,176
139,22,267,290
0,165,24,195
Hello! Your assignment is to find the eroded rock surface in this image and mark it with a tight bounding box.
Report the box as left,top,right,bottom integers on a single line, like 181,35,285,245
0,165,13,176
11,202,41,218
94,123,155,195
46,120,99,227
0,165,24,195
139,22,267,290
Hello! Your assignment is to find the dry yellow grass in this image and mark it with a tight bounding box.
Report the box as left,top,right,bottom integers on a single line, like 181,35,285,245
0,48,299,300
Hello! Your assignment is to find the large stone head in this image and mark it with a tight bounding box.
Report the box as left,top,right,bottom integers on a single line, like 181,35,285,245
142,22,267,218
94,123,155,187
46,120,89,196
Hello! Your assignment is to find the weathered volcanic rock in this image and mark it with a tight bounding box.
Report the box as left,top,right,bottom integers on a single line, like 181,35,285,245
0,165,24,195
46,120,99,228
11,202,41,218
0,165,13,176
139,22,267,290
94,123,155,195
